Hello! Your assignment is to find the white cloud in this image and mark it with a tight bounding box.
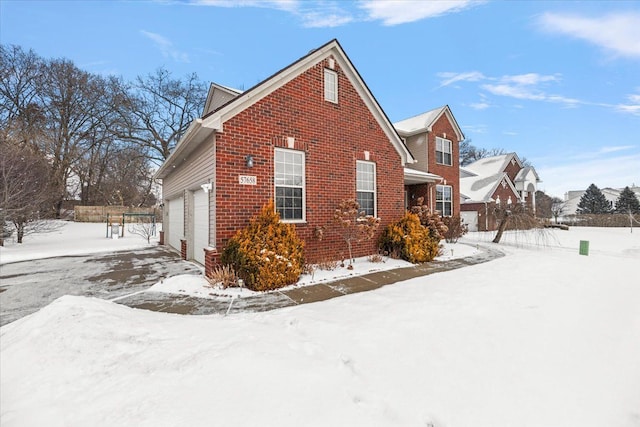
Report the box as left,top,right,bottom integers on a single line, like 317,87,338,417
480,73,581,107
463,124,488,134
500,73,559,85
140,30,189,62
615,92,640,116
359,0,483,26
537,12,640,59
437,71,485,88
191,0,351,28
600,146,635,154
192,0,298,12
469,102,490,110
189,0,480,28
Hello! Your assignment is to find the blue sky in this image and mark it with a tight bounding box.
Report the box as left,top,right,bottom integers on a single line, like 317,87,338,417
2,0,639,198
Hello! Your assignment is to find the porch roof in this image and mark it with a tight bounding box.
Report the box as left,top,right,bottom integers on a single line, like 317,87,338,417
404,167,443,185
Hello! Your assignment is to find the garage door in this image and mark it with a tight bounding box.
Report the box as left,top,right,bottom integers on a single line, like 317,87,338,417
193,189,209,265
168,196,184,252
461,210,478,232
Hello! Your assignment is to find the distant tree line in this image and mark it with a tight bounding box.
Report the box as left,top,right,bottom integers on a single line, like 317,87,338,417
0,44,206,242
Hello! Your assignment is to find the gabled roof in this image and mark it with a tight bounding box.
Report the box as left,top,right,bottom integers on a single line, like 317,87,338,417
460,166,478,178
460,172,522,204
464,152,522,176
202,83,243,116
514,166,541,183
156,39,414,179
393,105,464,141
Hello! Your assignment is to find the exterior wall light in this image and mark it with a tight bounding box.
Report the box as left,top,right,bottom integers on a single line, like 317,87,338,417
245,155,254,168
200,183,212,193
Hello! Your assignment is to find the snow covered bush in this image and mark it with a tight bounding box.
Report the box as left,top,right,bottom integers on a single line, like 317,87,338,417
205,264,238,289
220,201,304,291
378,212,441,263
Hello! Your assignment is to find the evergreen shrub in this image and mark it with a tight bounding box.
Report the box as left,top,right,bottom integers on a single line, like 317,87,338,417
221,201,304,291
379,212,441,263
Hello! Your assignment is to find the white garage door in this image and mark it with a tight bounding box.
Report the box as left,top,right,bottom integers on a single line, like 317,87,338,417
168,196,184,252
461,210,478,232
193,189,209,265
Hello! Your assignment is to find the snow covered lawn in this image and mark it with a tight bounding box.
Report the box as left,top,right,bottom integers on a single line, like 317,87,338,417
2,227,639,426
0,221,161,264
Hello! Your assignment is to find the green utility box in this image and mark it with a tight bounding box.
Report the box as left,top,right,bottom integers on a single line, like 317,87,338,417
579,240,589,256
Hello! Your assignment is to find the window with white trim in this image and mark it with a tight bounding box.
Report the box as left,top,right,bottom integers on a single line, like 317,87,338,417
275,148,305,221
436,184,452,216
436,137,452,166
324,69,338,103
356,161,376,216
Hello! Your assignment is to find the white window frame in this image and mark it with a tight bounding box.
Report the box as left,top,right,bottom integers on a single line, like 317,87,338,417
436,184,453,216
356,160,376,217
274,148,306,223
436,137,452,166
324,69,338,103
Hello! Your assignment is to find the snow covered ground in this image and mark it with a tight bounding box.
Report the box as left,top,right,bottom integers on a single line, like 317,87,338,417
0,221,161,265
2,227,640,426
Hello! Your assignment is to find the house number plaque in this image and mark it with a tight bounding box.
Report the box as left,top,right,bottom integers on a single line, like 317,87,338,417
239,175,257,185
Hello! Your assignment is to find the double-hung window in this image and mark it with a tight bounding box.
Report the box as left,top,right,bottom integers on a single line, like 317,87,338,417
436,137,452,166
324,69,338,103
275,148,305,221
436,184,452,216
356,161,376,216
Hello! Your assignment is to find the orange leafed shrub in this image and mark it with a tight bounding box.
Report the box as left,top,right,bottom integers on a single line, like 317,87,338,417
221,201,304,291
378,212,441,263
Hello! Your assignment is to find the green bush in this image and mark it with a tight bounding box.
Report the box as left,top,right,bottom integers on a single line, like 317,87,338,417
221,201,304,291
378,212,441,263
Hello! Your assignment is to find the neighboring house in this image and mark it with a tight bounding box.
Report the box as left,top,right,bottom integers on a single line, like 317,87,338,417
394,106,464,217
562,186,640,215
459,153,540,231
154,39,415,273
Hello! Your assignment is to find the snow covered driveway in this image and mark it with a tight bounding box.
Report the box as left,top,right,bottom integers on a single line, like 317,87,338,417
0,247,201,326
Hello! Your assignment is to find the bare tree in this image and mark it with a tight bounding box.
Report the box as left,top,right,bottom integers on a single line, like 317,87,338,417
115,67,206,163
460,139,532,167
332,199,380,266
551,198,567,224
0,45,42,133
0,140,58,243
36,59,120,217
127,216,156,243
492,203,541,244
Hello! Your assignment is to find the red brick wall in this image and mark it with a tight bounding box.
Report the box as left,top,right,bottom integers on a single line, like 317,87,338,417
180,239,187,260
492,178,520,207
214,56,405,263
503,157,521,182
204,248,220,278
426,114,460,215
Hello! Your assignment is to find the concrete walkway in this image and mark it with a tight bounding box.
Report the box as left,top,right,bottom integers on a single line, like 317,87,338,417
115,244,504,316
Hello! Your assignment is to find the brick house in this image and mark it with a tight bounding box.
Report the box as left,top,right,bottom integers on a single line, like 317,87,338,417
394,106,464,216
154,39,416,272
459,153,540,231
